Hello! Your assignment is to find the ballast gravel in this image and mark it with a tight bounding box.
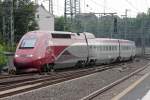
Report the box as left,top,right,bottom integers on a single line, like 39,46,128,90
1,60,148,100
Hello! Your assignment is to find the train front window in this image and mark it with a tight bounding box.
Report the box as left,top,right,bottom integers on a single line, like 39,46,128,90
20,38,37,49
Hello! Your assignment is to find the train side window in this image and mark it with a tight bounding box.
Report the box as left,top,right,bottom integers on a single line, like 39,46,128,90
52,34,71,39
112,46,114,51
106,46,108,51
96,46,98,51
105,46,107,51
109,46,111,51
90,45,92,49
122,46,124,50
103,46,105,51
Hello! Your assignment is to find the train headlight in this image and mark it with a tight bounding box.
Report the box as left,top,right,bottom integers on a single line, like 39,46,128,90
26,54,33,58
15,54,19,58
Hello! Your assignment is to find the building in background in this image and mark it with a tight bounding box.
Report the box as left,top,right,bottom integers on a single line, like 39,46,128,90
36,5,54,31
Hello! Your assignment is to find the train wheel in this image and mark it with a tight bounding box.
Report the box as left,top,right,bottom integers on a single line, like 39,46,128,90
49,64,54,72
116,57,121,62
43,64,54,72
89,60,96,67
130,56,134,61
8,69,17,75
43,64,48,72
76,61,85,68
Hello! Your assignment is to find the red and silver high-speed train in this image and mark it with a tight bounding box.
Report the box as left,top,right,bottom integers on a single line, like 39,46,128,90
14,31,136,73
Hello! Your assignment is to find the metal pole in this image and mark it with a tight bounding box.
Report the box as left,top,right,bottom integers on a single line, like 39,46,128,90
110,14,114,38
35,0,38,4
124,9,129,39
48,0,53,14
49,0,50,12
104,0,106,13
141,16,145,55
10,0,14,48
2,16,5,42
96,14,100,37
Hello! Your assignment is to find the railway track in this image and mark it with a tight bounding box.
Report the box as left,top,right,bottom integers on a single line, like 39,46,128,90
0,61,133,98
0,73,38,79
0,58,146,99
80,60,150,100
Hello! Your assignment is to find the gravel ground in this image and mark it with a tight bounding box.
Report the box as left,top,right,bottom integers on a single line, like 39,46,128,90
92,62,150,100
92,73,142,100
1,59,149,100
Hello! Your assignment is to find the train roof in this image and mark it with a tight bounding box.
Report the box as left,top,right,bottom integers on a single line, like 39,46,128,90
26,31,95,39
27,30,74,34
25,31,135,44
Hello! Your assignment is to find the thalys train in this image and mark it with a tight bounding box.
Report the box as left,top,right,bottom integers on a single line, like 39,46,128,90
14,31,136,73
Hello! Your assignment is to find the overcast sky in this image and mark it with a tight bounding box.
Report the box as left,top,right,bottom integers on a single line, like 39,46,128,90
35,0,150,17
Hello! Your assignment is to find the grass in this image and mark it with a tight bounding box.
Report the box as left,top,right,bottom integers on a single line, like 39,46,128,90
0,42,16,69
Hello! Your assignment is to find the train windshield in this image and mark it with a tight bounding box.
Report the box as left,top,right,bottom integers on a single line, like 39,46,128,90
19,38,37,49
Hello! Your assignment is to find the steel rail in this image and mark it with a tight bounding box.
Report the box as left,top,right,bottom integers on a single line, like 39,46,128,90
80,62,150,100
0,62,126,98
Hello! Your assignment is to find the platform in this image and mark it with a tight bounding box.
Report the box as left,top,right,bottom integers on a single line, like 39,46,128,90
112,72,150,100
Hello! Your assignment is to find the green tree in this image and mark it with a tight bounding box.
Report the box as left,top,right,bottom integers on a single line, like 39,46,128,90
0,0,2,40
13,0,38,41
55,16,65,31
0,0,38,43
55,16,73,31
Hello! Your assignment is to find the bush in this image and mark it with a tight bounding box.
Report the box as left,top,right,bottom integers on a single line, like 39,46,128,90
0,42,16,70
0,44,8,67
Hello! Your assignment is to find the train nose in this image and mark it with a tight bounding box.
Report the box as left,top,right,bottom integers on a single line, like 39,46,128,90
14,53,35,67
